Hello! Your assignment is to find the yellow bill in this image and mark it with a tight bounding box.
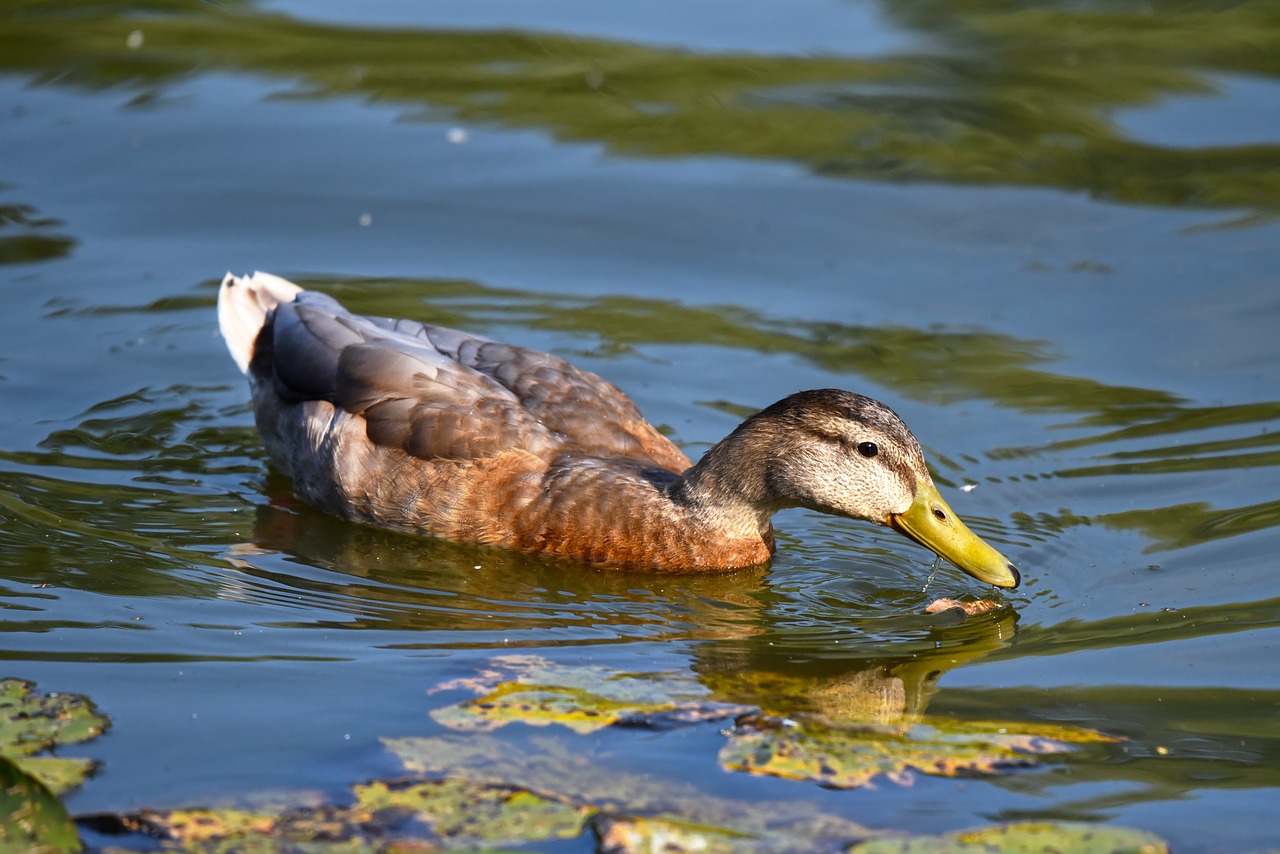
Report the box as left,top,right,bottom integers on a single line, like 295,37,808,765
888,478,1020,589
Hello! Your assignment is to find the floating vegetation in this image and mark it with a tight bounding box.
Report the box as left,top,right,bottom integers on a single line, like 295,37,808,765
358,777,591,845
85,773,1174,853
430,653,751,734
720,712,1119,789
0,678,109,852
847,820,1169,853
0,757,81,854
0,678,108,784
428,655,1117,790
594,814,757,854
0,670,1157,853
89,778,589,850
384,732,876,851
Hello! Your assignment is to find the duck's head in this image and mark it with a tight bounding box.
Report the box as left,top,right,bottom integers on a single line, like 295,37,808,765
722,389,1020,589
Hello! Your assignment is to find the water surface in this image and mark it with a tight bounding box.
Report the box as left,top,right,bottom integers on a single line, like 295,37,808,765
1,1,1278,850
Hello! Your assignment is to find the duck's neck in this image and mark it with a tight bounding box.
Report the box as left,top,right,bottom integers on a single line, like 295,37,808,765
668,420,782,542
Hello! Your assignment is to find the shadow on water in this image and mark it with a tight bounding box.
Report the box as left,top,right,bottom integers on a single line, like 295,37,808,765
1,0,1278,214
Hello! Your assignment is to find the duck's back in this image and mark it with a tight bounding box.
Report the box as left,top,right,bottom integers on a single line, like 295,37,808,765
217,274,749,568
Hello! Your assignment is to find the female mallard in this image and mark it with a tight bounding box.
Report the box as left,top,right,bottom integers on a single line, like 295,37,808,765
218,272,1019,587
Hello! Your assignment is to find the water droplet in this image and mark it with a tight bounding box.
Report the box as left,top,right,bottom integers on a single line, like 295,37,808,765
922,555,943,593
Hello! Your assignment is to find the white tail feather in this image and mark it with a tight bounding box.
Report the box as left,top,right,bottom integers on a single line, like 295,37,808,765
217,271,303,374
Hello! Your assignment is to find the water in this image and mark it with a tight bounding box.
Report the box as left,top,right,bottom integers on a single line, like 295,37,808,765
1,1,1278,850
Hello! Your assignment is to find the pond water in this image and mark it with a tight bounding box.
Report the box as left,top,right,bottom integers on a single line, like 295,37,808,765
1,1,1278,851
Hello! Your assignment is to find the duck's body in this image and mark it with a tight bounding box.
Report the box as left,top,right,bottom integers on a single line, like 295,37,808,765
218,273,1018,586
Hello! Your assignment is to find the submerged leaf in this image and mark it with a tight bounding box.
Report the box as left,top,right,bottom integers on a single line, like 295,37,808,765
720,713,1118,789
848,820,1168,853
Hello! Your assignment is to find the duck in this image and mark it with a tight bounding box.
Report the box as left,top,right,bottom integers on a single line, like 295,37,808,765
217,272,1019,588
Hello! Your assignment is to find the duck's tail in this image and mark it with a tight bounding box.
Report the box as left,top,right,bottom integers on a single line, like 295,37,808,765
217,271,302,375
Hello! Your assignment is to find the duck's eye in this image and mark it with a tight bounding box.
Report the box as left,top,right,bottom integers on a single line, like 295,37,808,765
856,441,879,458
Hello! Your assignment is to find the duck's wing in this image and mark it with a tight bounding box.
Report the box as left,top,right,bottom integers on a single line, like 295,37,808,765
229,277,688,471
419,328,692,472
267,291,562,463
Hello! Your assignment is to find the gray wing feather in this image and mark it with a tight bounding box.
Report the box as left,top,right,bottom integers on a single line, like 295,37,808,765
261,290,680,469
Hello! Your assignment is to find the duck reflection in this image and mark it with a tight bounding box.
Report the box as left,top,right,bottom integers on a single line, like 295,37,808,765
691,609,1016,725
226,482,1014,723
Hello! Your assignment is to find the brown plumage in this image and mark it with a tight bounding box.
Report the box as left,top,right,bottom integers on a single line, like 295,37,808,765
217,273,1020,586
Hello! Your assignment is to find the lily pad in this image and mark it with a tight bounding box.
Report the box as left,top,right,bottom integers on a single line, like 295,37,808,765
154,809,276,842
432,683,664,733
720,713,1119,789
87,807,378,852
11,757,98,798
0,680,106,797
384,734,874,850
87,778,591,851
847,820,1168,853
355,778,591,844
0,679,109,852
430,655,751,734
0,756,81,854
0,679,108,758
430,655,692,703
595,815,753,854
